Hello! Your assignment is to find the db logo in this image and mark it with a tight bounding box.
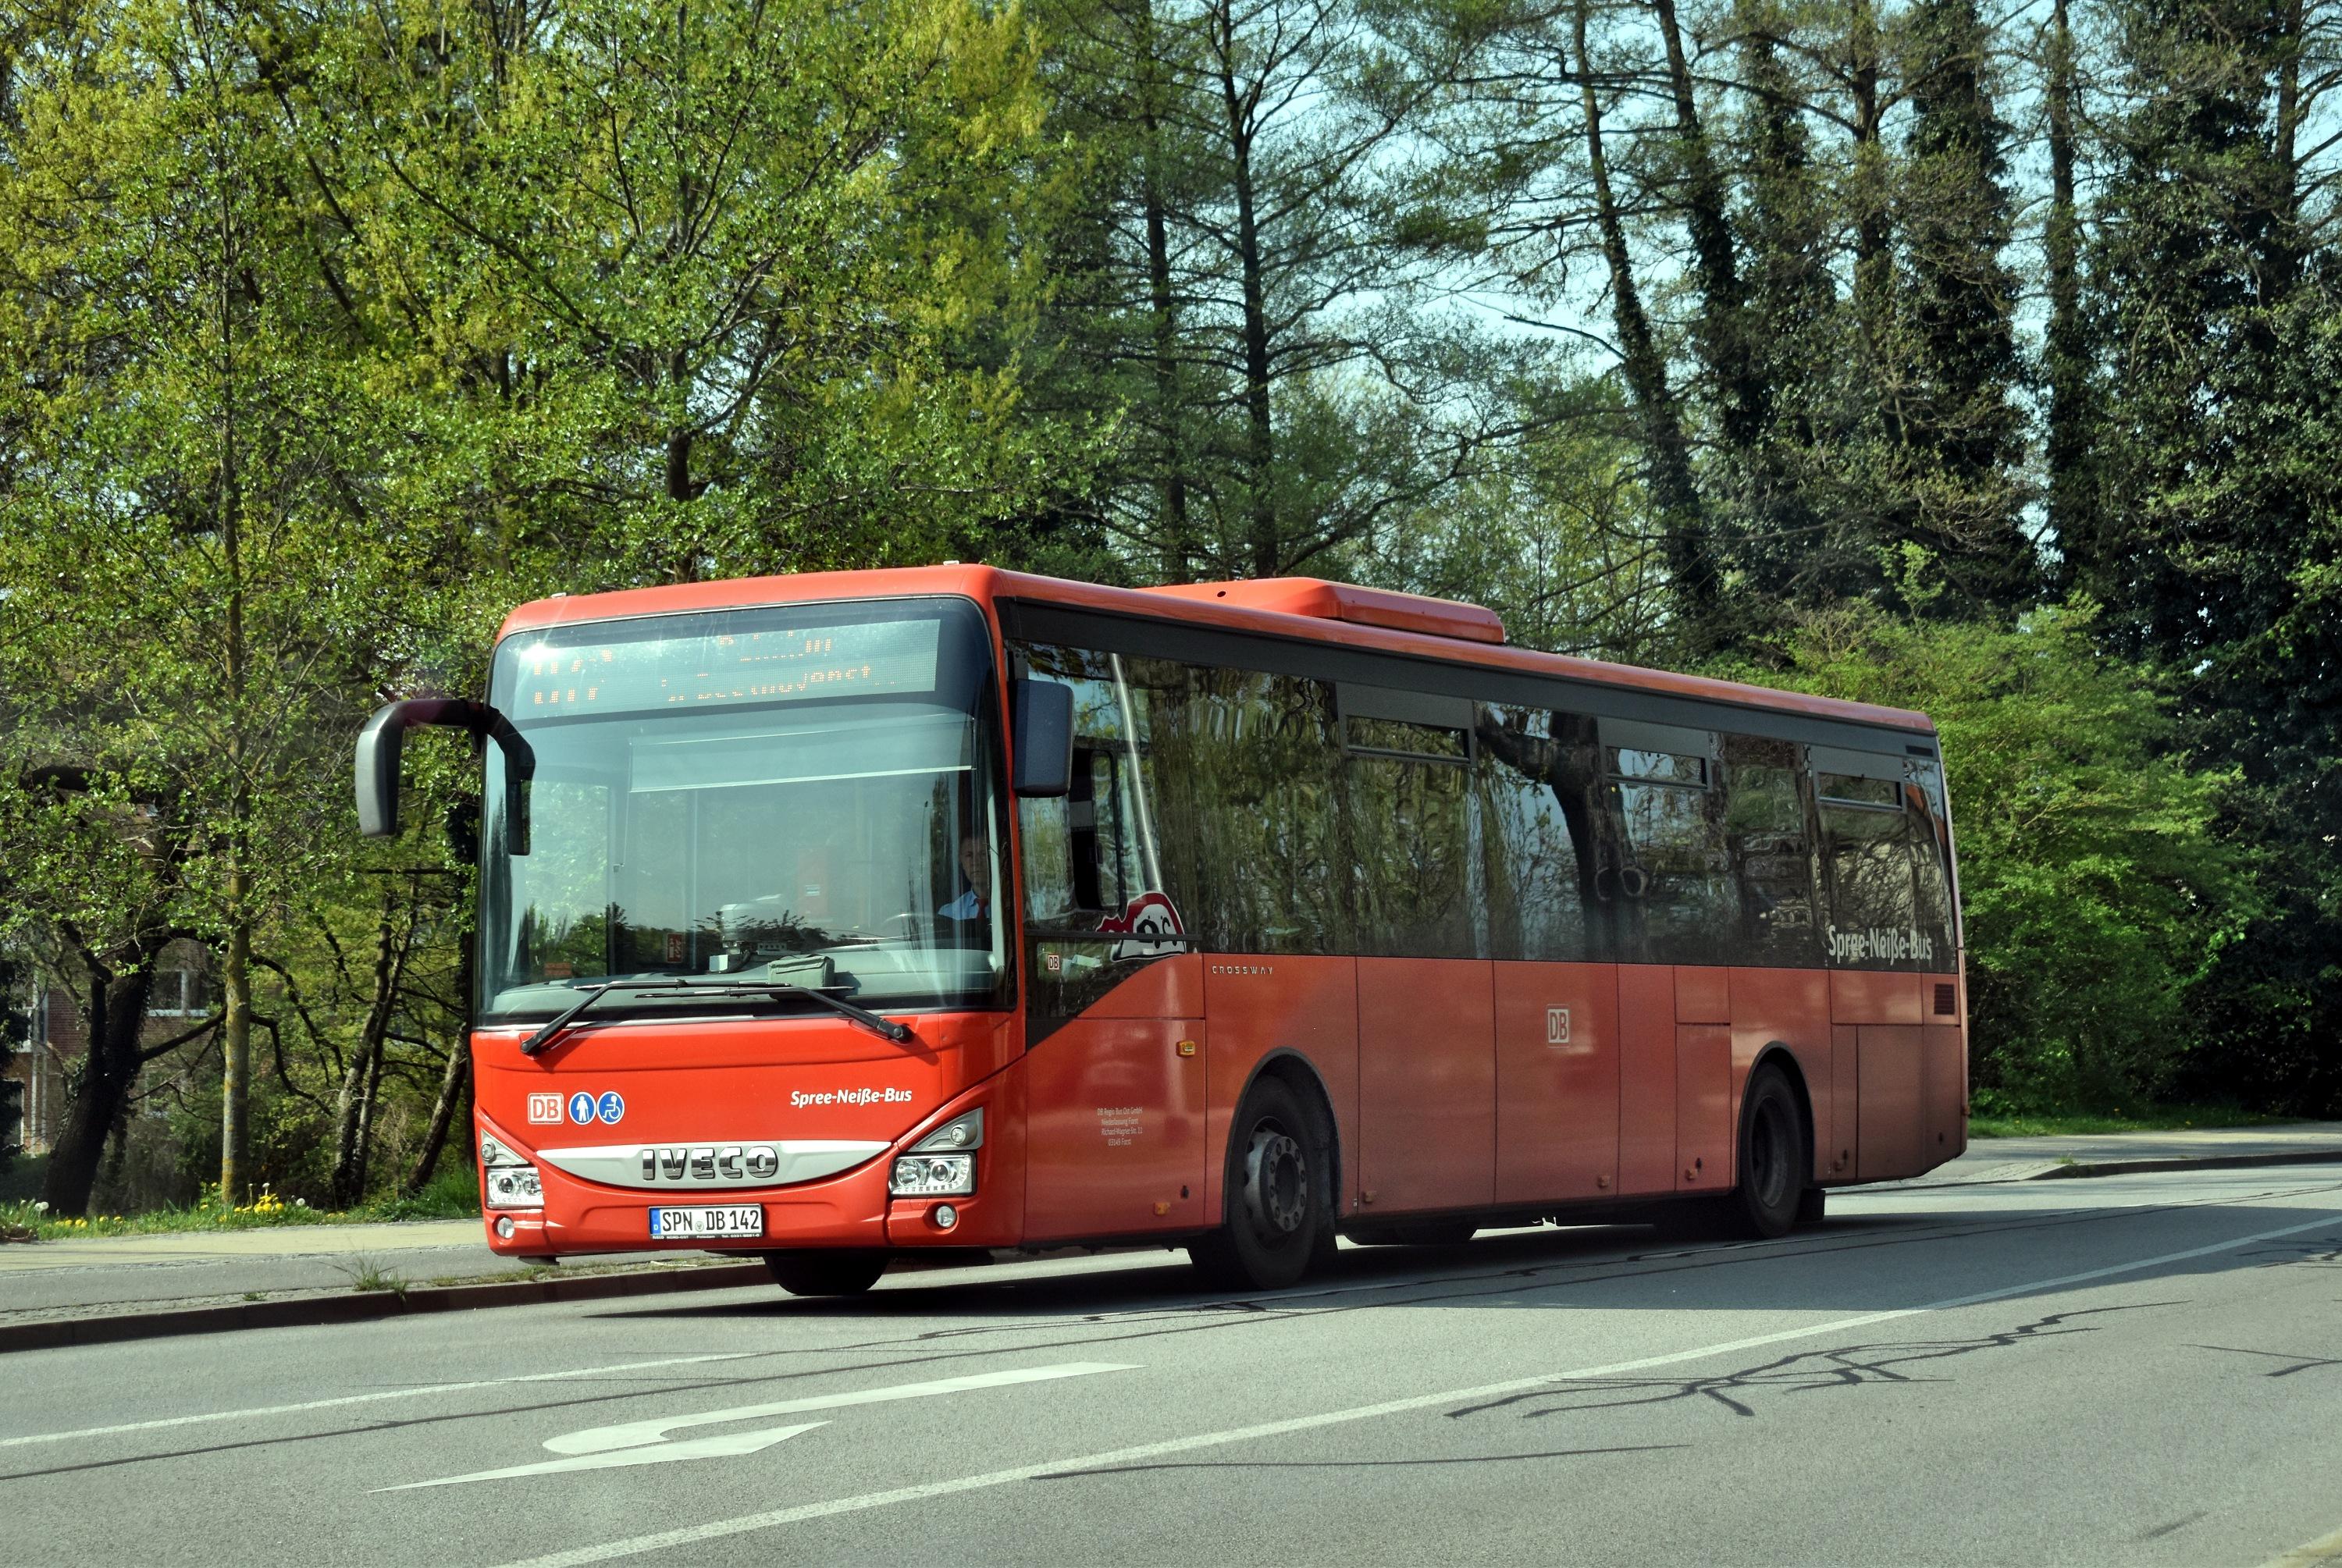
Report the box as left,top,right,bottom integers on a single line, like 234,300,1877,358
527,1093,562,1125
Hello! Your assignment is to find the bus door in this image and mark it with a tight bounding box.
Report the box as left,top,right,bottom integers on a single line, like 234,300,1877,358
1345,686,1497,1214
1812,746,1959,1179
1015,652,1208,1242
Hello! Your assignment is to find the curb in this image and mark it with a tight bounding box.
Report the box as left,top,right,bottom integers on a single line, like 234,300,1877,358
1867,1147,2342,1193
0,1260,772,1355
2032,1148,2342,1181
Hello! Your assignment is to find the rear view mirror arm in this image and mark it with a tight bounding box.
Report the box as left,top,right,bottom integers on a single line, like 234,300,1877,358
356,698,536,855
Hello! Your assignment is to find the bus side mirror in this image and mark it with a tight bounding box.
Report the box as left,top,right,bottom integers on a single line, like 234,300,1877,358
357,699,536,855
1011,679,1075,798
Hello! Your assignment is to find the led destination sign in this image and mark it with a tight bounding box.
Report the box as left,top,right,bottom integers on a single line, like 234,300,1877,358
511,616,943,716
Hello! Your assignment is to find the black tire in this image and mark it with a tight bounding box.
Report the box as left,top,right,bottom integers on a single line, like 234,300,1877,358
1727,1065,1808,1239
763,1250,888,1297
1347,1221,1477,1247
1188,1076,1335,1292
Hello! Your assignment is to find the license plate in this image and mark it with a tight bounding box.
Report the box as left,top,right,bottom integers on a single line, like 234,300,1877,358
648,1205,764,1240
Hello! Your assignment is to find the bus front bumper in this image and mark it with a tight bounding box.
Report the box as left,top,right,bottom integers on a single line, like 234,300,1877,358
475,1104,1016,1258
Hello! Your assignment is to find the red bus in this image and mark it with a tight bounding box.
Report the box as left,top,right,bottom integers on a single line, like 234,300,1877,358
356,567,1966,1295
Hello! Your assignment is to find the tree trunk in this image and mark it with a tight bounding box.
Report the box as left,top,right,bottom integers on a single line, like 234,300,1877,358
330,891,410,1207
404,1034,472,1196
1649,0,1761,448
1848,0,1893,435
1571,0,1724,647
1137,2,1192,578
41,959,166,1217
1212,13,1278,578
1144,147,1191,576
208,4,253,1207
2269,0,2305,287
666,351,694,505
2042,0,2087,563
353,1013,390,1200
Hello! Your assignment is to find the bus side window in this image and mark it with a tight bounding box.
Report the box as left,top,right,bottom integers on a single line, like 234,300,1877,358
1721,734,1818,967
1476,705,1597,962
1074,746,1148,918
1345,716,1478,959
1171,665,1345,955
1906,762,1958,959
1067,749,1103,912
1817,767,1940,969
1610,742,1739,965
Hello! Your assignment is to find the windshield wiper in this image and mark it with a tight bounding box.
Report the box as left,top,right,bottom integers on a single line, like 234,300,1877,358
520,980,664,1056
755,984,915,1044
518,978,914,1056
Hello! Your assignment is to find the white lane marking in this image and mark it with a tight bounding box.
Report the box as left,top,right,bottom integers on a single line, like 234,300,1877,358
543,1361,1138,1456
497,1208,2342,1568
379,1362,1137,1492
0,1353,756,1451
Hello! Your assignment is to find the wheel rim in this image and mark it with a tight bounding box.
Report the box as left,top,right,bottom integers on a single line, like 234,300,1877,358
1749,1093,1792,1213
1243,1121,1309,1239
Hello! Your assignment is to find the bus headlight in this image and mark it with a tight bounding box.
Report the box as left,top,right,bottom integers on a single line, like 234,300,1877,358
485,1164,543,1208
912,1110,983,1152
891,1154,974,1196
480,1132,541,1208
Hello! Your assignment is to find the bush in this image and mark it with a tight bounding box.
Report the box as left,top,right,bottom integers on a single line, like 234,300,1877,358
1720,599,2254,1111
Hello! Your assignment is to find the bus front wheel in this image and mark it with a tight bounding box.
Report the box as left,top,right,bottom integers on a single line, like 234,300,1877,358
1188,1076,1334,1292
763,1250,888,1297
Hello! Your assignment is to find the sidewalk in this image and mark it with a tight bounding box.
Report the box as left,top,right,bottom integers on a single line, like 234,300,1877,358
0,1216,730,1334
1880,1121,2342,1189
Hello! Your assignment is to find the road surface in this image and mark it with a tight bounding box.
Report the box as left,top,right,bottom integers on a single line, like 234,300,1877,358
6,1164,2340,1566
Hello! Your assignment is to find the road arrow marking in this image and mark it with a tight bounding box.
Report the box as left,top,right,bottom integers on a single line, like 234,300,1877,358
380,1424,831,1487
377,1360,1136,1492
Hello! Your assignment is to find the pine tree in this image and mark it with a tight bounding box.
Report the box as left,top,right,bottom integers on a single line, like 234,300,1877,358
1892,0,2032,613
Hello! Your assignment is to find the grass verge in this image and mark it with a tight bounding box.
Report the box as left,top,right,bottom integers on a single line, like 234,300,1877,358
0,1161,481,1240
1969,1104,2294,1139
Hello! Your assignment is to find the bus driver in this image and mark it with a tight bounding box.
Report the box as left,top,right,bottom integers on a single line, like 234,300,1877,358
938,834,991,932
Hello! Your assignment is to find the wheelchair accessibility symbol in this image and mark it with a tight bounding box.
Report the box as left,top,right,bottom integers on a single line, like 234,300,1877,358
568,1090,627,1125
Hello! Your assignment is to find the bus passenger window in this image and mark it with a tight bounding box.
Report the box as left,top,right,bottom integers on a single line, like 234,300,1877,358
1610,745,1738,965
1817,767,1941,969
1721,734,1818,967
1476,706,1598,962
1348,748,1476,959
1172,666,1346,955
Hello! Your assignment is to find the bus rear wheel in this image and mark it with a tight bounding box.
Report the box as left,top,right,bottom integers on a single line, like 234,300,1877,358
1188,1076,1333,1292
763,1250,888,1297
1727,1065,1809,1239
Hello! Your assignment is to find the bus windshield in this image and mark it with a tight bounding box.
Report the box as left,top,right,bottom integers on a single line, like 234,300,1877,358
477,597,1009,1022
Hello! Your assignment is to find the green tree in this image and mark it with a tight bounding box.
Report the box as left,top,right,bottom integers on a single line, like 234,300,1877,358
1890,0,2031,613
0,0,422,1210
317,0,1064,588
1725,596,2252,1109
2074,0,2342,1109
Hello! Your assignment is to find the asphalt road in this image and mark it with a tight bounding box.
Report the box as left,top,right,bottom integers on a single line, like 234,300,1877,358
7,1165,2341,1567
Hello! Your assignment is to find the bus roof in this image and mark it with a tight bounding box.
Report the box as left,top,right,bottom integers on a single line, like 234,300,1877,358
497,565,1934,737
